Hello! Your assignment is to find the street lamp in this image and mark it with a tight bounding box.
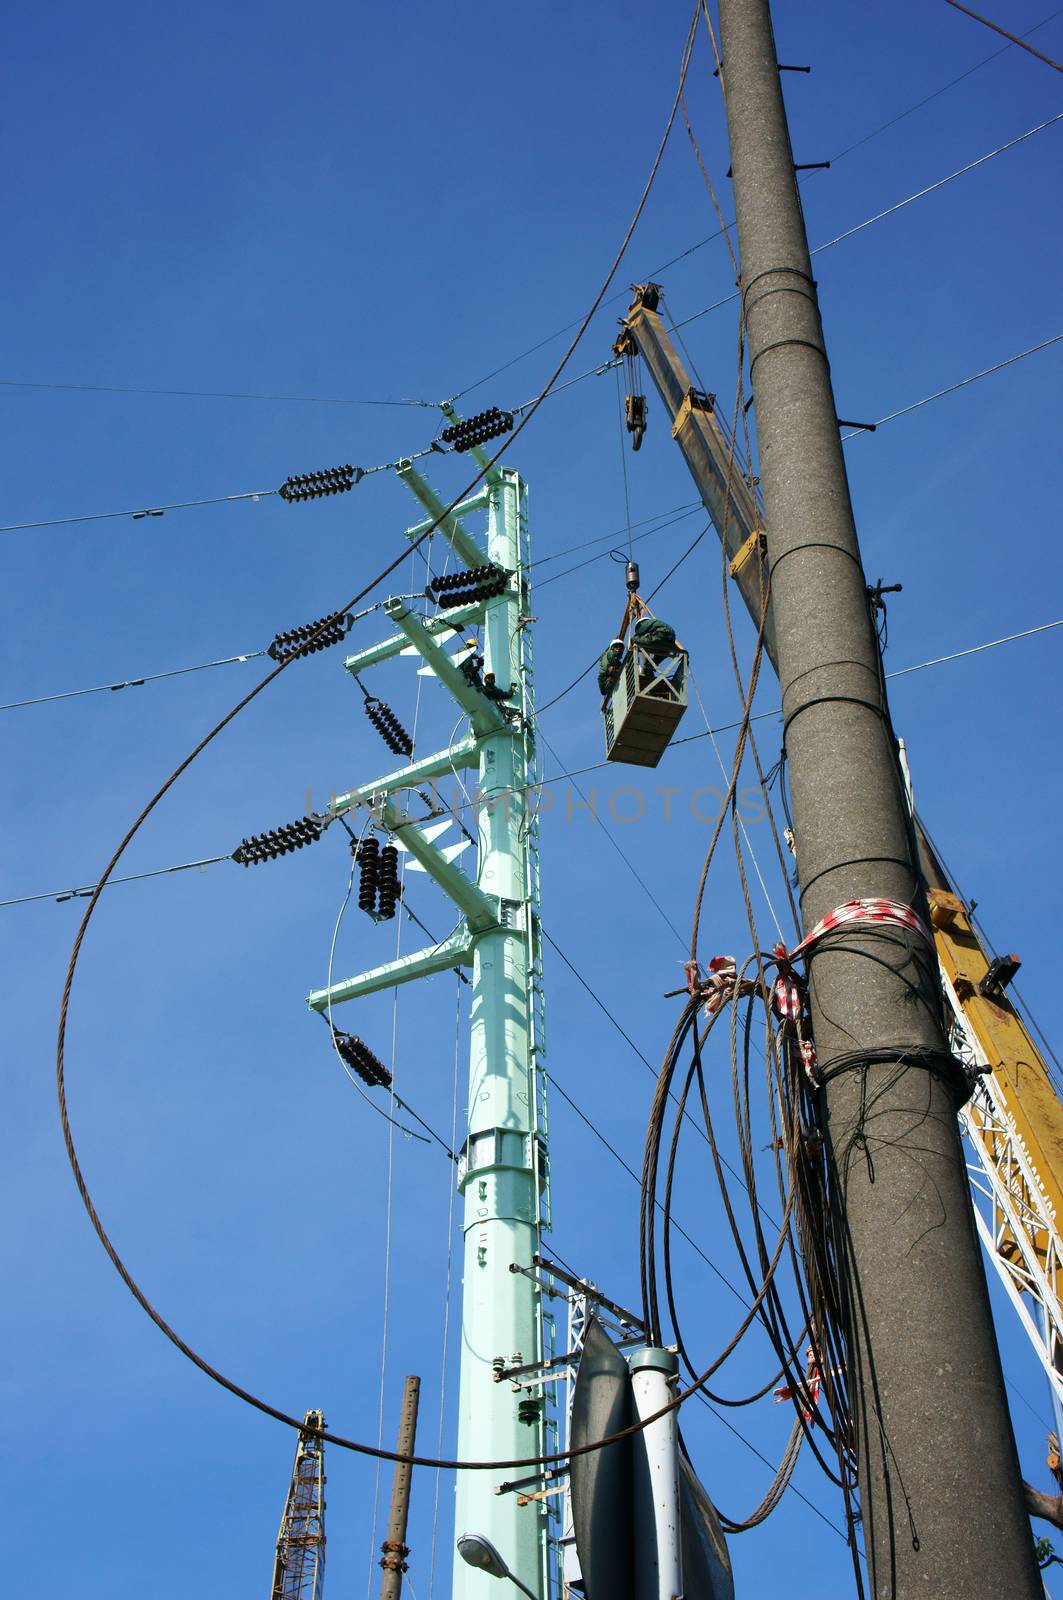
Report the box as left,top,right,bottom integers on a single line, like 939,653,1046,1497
456,1534,538,1600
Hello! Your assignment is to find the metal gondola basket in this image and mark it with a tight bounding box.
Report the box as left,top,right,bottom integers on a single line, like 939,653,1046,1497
603,635,688,768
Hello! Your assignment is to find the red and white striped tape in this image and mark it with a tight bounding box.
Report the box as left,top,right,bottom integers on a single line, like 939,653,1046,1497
770,898,932,1027
791,897,933,960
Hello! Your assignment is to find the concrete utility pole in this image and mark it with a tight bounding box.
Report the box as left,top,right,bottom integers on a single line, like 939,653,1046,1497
307,455,553,1600
715,2,1040,1594
380,1376,420,1600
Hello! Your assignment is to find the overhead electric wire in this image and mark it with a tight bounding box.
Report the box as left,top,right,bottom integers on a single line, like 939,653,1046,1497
543,1026,752,1313
537,726,686,947
673,112,1063,333
449,18,1063,399
0,650,268,711
811,113,1063,256
529,504,703,590
542,924,784,1235
533,318,1063,724
840,335,1063,438
943,0,1063,73
0,854,231,907
0,442,442,536
2,508,700,717
0,377,440,406
8,11,1058,444
12,120,1058,546
0,485,278,535
53,2,721,1478
8,619,1060,911
537,319,1063,724
6,15,1050,425
829,6,1063,163
530,499,698,570
882,618,1063,677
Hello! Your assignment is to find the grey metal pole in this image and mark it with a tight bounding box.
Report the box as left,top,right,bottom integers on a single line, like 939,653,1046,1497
715,3,1040,1595
380,1376,421,1600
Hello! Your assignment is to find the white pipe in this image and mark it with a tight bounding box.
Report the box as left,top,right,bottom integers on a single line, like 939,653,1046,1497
630,1347,683,1600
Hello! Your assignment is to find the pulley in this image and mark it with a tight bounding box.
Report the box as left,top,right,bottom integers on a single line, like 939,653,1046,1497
624,393,647,451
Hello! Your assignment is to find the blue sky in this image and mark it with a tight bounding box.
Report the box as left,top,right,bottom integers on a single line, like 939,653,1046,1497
2,2,1062,1596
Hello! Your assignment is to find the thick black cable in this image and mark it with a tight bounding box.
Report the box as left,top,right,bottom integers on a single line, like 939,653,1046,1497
54,4,713,1476
452,38,1063,398
6,616,1057,908
2,503,699,716
942,0,1063,72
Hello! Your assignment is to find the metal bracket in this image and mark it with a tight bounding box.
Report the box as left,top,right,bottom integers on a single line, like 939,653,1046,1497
728,527,768,579
307,925,476,1009
345,601,486,676
671,386,717,438
398,460,489,566
331,736,481,818
386,597,507,735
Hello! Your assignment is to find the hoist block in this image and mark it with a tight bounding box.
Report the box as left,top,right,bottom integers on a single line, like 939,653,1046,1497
603,640,688,767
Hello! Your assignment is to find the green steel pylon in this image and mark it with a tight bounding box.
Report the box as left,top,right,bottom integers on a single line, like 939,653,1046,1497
307,455,555,1600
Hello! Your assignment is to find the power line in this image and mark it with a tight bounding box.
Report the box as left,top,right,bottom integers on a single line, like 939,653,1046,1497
450,20,1063,397
811,112,1063,257
0,485,278,535
0,650,267,712
534,319,1063,730
0,15,1049,431
538,729,687,947
827,7,1063,164
7,618,1058,908
0,508,700,716
530,499,699,570
545,1056,851,1541
883,618,1063,679
0,378,440,407
535,506,703,589
673,113,1063,332
542,1014,751,1312
6,18,1057,435
540,934,851,1542
841,335,1063,438
10,113,1058,547
943,0,1063,73
0,447,441,537
0,855,231,908
50,7,729,1485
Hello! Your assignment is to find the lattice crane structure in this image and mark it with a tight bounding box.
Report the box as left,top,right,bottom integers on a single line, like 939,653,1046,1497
270,1409,327,1600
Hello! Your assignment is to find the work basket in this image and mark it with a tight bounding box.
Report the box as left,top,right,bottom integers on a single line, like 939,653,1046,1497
602,639,688,767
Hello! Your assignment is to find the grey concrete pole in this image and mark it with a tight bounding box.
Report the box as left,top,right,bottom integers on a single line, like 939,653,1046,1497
380,1376,421,1600
715,2,1040,1594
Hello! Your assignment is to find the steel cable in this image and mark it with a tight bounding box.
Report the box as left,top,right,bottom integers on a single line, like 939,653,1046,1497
53,2,723,1478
